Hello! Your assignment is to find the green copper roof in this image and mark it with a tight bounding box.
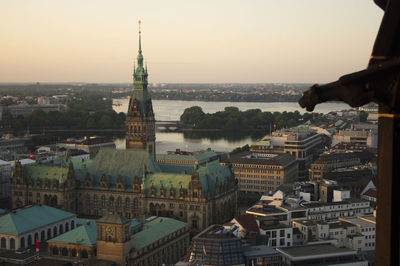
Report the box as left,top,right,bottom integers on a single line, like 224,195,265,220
144,172,191,198
144,160,232,198
69,148,161,188
130,217,187,251
48,221,97,246
98,213,130,225
129,24,151,116
158,163,195,174
156,151,218,163
22,164,68,184
0,205,76,236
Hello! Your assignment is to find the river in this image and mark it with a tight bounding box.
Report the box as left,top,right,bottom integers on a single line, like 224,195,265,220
112,99,352,153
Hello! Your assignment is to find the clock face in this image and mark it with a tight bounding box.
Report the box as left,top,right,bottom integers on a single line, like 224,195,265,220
106,226,114,236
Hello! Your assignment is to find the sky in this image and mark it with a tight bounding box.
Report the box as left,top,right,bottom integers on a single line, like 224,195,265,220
0,0,383,83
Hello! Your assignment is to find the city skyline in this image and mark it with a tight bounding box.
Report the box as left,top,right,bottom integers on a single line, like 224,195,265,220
1,0,383,83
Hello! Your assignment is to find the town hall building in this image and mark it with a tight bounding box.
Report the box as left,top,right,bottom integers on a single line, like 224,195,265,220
10,26,237,234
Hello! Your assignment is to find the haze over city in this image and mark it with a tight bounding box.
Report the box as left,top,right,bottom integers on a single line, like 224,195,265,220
1,0,382,83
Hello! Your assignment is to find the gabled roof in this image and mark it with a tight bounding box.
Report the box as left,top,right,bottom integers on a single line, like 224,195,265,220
98,213,130,225
0,205,75,235
234,214,259,233
363,188,377,198
48,221,97,246
131,217,187,251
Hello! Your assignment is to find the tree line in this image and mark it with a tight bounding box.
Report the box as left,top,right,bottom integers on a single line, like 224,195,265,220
180,106,322,132
0,96,124,133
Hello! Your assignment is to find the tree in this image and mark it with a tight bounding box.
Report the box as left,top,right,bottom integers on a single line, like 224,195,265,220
180,106,205,127
99,115,113,129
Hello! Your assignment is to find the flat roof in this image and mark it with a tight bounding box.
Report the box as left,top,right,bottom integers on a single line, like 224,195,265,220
277,243,356,260
243,245,279,257
340,216,376,227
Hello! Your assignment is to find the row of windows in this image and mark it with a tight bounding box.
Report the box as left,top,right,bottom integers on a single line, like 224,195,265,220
240,180,277,185
232,164,282,170
239,185,276,190
84,195,140,209
235,173,279,179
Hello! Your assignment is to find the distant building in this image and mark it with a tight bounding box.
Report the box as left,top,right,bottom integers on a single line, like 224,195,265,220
309,152,360,180
340,215,376,251
300,198,373,221
251,128,325,177
229,152,298,194
335,128,377,148
277,243,368,266
56,136,115,158
0,103,66,118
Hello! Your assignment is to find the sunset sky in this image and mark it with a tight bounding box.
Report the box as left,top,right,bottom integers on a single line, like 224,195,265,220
0,0,383,83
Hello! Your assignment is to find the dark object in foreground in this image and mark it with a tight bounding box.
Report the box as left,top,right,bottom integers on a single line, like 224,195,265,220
298,1,400,266
299,57,400,112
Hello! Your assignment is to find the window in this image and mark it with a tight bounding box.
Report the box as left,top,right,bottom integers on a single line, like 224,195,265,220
271,239,276,247
192,220,197,229
272,231,277,238
117,197,122,208
280,230,285,237
280,238,285,246
101,195,106,207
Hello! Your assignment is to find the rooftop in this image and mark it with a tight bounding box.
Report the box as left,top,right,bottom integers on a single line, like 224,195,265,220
277,243,356,259
47,220,97,246
130,217,187,251
0,205,76,235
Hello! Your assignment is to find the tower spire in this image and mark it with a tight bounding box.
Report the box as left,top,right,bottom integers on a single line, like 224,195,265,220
137,20,143,67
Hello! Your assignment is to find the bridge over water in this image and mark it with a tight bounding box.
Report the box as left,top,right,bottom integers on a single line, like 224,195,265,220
155,121,182,132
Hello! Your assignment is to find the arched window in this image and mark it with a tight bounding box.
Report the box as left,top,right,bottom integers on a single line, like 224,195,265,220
47,228,51,239
61,247,68,256
101,195,106,207
94,195,98,206
71,220,75,229
9,239,15,250
41,230,45,241
117,197,122,208
125,198,130,208
133,198,139,209
82,249,89,258
59,224,63,234
34,233,38,242
86,194,90,206
109,196,114,207
52,246,59,255
27,235,32,246
1,237,6,249
71,248,77,257
53,226,57,237
65,222,69,232
20,238,25,249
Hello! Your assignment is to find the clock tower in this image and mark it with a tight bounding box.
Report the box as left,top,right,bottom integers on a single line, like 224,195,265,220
97,213,131,265
125,20,156,159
